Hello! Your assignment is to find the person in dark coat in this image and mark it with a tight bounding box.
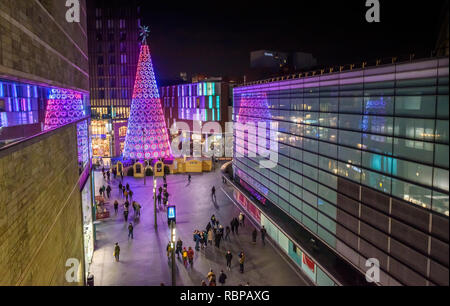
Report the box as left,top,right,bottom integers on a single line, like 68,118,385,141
225,250,233,270
218,270,227,286
252,228,258,245
261,226,267,245
176,238,183,258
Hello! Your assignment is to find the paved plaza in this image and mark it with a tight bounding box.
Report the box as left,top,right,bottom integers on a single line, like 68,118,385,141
90,164,309,286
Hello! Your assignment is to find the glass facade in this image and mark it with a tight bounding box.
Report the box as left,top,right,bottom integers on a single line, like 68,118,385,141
233,58,449,286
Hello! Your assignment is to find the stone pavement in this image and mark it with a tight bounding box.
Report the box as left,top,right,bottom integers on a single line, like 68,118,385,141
90,164,309,286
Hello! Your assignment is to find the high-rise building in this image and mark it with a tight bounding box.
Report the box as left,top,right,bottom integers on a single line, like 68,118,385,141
160,80,231,156
230,57,449,286
0,0,93,285
87,0,141,164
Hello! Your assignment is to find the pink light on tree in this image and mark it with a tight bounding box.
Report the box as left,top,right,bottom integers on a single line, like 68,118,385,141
123,26,172,160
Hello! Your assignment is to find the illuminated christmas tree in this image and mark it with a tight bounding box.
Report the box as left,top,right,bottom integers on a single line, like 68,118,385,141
123,26,172,160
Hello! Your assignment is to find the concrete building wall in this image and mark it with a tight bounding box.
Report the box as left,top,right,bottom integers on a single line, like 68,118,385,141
0,0,89,92
0,122,84,285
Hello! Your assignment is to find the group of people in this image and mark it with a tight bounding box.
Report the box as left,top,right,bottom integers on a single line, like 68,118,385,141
170,238,195,268
156,175,170,208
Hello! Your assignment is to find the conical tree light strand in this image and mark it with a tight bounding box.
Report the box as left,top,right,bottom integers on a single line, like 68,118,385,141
123,38,172,160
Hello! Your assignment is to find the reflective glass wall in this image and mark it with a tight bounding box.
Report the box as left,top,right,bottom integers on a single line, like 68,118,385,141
233,58,449,286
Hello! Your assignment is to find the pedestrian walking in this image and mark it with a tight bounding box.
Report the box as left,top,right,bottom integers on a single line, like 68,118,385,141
99,186,103,197
261,226,267,245
102,167,106,179
234,218,239,235
120,171,124,181
176,238,183,259
207,269,216,286
207,228,213,246
113,243,120,262
158,186,163,196
129,189,133,201
239,212,245,227
187,247,194,268
128,223,134,239
126,183,130,191
211,214,216,226
124,190,129,201
206,221,212,233
211,186,216,200
157,193,162,206
225,226,231,241
201,280,207,286
106,185,111,198
113,200,119,215
239,251,245,273
188,174,191,183
166,241,173,261
118,182,123,196
252,228,257,245
218,270,227,286
194,231,201,251
107,170,110,181
215,232,222,248
182,247,188,267
113,168,117,179
225,250,233,270
135,202,141,218
124,207,129,222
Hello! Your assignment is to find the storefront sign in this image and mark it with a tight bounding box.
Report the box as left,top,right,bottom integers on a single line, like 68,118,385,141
233,188,261,224
240,179,267,205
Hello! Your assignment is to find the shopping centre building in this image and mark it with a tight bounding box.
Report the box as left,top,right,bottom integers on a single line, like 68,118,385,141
0,0,94,285
230,57,449,286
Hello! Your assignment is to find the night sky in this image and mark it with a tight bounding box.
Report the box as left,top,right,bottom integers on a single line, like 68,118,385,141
139,0,448,81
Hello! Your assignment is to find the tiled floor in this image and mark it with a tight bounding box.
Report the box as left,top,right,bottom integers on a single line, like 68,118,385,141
89,164,308,286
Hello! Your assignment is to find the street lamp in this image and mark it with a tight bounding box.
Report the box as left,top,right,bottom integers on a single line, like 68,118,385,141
153,177,157,230
142,128,147,186
168,206,176,286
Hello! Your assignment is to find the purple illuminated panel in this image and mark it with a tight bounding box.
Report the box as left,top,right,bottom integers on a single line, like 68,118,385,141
44,88,86,130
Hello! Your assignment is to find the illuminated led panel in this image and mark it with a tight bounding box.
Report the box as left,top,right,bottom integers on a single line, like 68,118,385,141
44,88,85,130
123,42,172,160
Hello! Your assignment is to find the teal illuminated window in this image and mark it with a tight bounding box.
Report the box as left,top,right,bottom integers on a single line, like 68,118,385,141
212,83,215,96
209,96,213,108
204,82,207,96
217,108,220,121
216,96,220,108
212,108,215,121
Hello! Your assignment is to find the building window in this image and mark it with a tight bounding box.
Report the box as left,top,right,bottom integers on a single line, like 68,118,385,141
110,79,116,87
96,33,102,41
109,55,115,65
97,56,103,65
120,31,126,41
107,19,114,29
108,43,114,53
99,90,105,99
96,19,102,29
121,89,128,99
119,19,126,29
109,66,115,76
98,79,105,88
95,8,101,17
121,66,127,75
108,32,114,41
120,42,126,52
121,54,127,64
97,67,104,76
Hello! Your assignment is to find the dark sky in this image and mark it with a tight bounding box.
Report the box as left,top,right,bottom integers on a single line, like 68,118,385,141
139,0,448,80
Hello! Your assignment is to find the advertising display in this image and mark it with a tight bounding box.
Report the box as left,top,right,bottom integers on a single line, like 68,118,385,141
81,177,94,280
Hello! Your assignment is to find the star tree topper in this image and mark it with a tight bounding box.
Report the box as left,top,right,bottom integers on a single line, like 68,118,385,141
139,25,150,44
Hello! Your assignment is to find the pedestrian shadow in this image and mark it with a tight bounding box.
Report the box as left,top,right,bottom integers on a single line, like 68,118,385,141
212,196,219,210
